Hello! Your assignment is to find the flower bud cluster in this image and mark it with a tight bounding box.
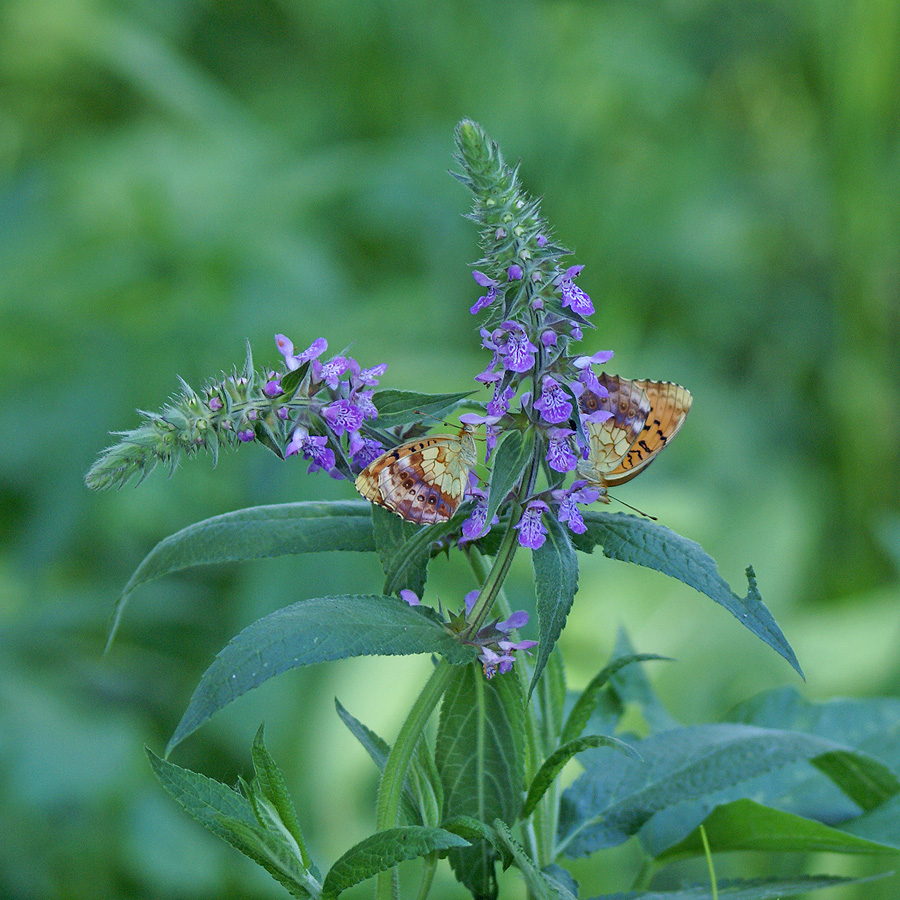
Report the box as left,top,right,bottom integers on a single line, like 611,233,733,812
86,335,387,490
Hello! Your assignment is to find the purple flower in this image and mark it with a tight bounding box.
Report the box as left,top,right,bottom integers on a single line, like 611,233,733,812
478,646,510,679
208,396,223,411
533,376,573,425
237,429,255,442
264,379,282,398
353,437,384,469
507,264,523,281
323,399,363,436
352,390,379,421
276,334,327,371
570,324,583,342
540,329,557,348
499,322,538,373
286,429,337,475
473,270,497,288
546,428,578,473
497,610,529,632
313,356,349,390
574,350,614,369
487,385,516,418
470,285,498,316
559,275,594,316
400,590,420,607
536,234,548,248
465,590,480,616
553,481,600,535
516,499,549,549
348,357,387,389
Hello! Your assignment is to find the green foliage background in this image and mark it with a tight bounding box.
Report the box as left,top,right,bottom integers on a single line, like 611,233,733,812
1,0,898,897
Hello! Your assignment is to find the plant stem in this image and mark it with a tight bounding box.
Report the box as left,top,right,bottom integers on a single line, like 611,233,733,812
374,658,454,900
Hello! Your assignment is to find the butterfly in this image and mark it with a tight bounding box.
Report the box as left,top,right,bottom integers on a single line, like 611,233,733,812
577,374,692,502
355,425,478,524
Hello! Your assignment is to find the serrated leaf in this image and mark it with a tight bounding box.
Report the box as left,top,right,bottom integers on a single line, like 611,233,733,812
107,501,375,649
372,389,474,427
573,513,802,678
372,504,468,597
492,820,565,900
523,735,640,819
587,874,889,900
482,429,535,530
169,595,474,751
321,826,469,899
436,663,526,899
334,699,422,826
558,724,855,857
561,654,670,745
530,516,579,697
251,725,311,868
147,748,315,899
657,798,900,862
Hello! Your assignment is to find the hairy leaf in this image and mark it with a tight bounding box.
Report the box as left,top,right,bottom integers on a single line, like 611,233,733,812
574,513,802,678
169,595,474,751
372,389,474,428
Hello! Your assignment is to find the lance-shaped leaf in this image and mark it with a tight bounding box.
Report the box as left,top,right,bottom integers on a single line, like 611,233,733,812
321,826,469,899
492,820,574,900
107,501,375,648
558,723,884,858
656,798,900,863
573,512,802,678
561,653,670,745
169,595,474,751
523,734,641,819
530,516,578,696
147,749,318,900
372,389,474,428
482,428,536,529
436,663,526,899
587,874,888,900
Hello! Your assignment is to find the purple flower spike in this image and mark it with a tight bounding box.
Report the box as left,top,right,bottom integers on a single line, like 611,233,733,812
516,500,549,549
546,428,578,473
507,264,523,281
533,376,573,425
400,590,420,607
323,399,363,436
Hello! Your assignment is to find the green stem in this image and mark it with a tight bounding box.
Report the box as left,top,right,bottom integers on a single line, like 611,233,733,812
374,659,454,900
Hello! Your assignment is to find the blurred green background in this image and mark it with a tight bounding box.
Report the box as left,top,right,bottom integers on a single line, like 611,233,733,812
1,0,899,897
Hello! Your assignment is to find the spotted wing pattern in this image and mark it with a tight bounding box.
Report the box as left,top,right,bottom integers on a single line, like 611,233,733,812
355,427,478,525
577,374,692,501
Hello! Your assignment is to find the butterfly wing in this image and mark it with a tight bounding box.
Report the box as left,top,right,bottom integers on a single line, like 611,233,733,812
355,429,477,525
578,374,692,492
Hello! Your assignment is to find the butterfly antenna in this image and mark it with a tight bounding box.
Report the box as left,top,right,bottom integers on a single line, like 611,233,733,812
610,495,658,521
413,409,458,429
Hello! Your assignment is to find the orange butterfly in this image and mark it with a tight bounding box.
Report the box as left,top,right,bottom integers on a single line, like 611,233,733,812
355,426,477,524
577,374,692,502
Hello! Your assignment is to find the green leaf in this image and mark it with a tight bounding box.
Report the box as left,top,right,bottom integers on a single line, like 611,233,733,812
813,750,900,811
492,820,569,900
168,595,474,751
573,513,802,678
147,749,316,899
657,798,900,862
523,734,641,819
334,699,422,826
372,504,468,597
251,725,311,868
321,826,469,899
482,428,535,529
436,662,526,899
561,653,670,745
588,874,889,900
530,515,579,697
558,724,856,857
844,793,900,849
107,501,375,649
280,360,310,397
372,389,474,428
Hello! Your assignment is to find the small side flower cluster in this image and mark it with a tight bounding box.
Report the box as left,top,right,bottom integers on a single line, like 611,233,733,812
401,589,537,679
85,335,388,490
272,334,387,478
453,121,617,549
